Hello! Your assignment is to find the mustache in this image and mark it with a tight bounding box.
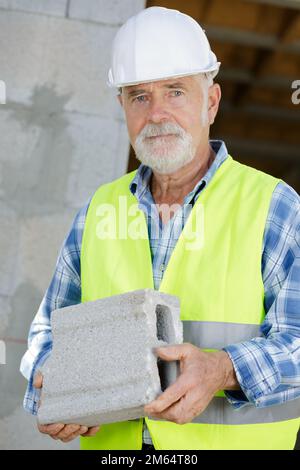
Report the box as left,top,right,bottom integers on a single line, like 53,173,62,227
138,122,185,139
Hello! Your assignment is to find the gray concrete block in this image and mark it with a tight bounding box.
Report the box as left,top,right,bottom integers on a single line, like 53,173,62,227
69,0,146,25
38,289,182,426
0,105,128,213
0,296,11,337
113,120,132,178
65,114,130,209
19,213,76,291
0,0,67,17
0,204,20,297
0,11,122,118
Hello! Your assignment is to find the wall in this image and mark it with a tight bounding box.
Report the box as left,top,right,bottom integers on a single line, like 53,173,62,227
0,0,145,450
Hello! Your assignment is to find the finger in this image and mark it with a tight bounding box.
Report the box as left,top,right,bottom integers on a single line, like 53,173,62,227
81,426,100,437
148,395,191,425
55,424,81,440
60,426,89,443
38,422,65,435
154,343,193,361
158,389,211,425
33,371,43,389
154,344,190,362
144,376,188,414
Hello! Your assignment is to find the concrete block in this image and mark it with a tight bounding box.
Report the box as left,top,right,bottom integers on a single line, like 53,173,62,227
113,120,131,178
0,204,20,297
0,106,128,213
0,0,67,17
0,102,74,215
19,213,75,292
0,296,11,337
65,114,129,209
0,107,40,168
69,0,146,25
0,11,122,118
38,289,182,426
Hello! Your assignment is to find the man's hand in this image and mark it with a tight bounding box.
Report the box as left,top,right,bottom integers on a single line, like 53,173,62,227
34,371,100,443
144,343,239,425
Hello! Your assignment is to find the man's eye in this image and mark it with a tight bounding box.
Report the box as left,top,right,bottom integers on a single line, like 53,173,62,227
172,90,183,97
134,95,147,103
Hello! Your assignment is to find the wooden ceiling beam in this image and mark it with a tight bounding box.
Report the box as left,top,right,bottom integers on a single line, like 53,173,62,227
277,10,299,42
223,137,300,162
246,0,300,11
218,67,295,89
220,100,300,122
204,24,300,54
228,8,299,106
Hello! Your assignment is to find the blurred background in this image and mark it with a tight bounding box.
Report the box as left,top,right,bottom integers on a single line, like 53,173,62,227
0,0,299,450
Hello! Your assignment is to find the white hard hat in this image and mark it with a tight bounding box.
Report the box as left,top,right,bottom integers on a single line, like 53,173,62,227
107,6,220,88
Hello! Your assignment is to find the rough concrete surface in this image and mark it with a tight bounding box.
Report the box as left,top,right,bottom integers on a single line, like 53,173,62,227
0,0,146,449
0,406,79,450
38,289,183,427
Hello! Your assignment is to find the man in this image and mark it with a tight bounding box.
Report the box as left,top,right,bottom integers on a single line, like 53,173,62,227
20,7,300,450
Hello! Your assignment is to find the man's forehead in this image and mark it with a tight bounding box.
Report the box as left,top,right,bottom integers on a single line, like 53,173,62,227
124,76,195,94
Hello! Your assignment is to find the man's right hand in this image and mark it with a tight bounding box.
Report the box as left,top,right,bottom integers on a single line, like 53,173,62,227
34,371,100,443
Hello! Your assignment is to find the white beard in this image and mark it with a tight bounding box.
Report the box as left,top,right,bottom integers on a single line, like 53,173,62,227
133,122,196,174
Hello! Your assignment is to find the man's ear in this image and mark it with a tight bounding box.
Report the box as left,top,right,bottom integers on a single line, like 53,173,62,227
117,94,123,107
208,83,221,125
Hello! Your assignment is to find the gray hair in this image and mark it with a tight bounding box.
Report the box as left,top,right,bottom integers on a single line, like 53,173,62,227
195,73,215,125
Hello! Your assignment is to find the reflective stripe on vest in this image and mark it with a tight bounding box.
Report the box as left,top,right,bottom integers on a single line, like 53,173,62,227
181,320,300,424
193,396,300,425
183,320,262,349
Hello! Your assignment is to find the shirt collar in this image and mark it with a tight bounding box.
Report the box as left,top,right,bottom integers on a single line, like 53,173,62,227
129,139,229,202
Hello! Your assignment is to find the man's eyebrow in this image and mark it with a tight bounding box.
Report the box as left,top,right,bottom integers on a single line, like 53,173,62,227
127,81,188,98
127,88,148,98
163,81,187,89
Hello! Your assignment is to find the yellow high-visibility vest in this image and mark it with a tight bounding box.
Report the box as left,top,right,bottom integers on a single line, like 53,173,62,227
80,156,300,450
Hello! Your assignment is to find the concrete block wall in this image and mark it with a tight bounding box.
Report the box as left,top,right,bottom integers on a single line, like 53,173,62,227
0,0,146,450
38,289,183,427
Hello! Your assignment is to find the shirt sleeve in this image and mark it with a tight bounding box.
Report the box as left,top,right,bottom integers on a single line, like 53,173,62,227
224,182,300,408
20,201,90,415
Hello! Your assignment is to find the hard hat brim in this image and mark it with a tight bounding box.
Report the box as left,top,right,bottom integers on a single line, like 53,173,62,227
107,63,221,88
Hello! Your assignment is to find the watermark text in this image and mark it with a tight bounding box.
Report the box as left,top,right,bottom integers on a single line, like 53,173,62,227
95,198,205,251
0,80,6,104
291,80,300,105
0,340,6,365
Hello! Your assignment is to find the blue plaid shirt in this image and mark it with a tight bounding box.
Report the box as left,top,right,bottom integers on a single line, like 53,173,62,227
20,140,300,434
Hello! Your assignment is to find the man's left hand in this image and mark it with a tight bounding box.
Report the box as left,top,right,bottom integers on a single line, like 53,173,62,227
144,343,239,425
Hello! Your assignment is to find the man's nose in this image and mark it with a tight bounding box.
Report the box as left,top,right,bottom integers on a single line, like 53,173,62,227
147,98,171,124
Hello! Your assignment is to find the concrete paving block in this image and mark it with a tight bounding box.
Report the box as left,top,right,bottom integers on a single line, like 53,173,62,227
38,289,182,426
69,0,146,25
0,0,67,17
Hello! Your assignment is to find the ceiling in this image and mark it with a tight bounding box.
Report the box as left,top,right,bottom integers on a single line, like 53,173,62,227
127,0,300,192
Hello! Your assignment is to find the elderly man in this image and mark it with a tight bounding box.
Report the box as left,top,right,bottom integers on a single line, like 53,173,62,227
20,7,300,450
